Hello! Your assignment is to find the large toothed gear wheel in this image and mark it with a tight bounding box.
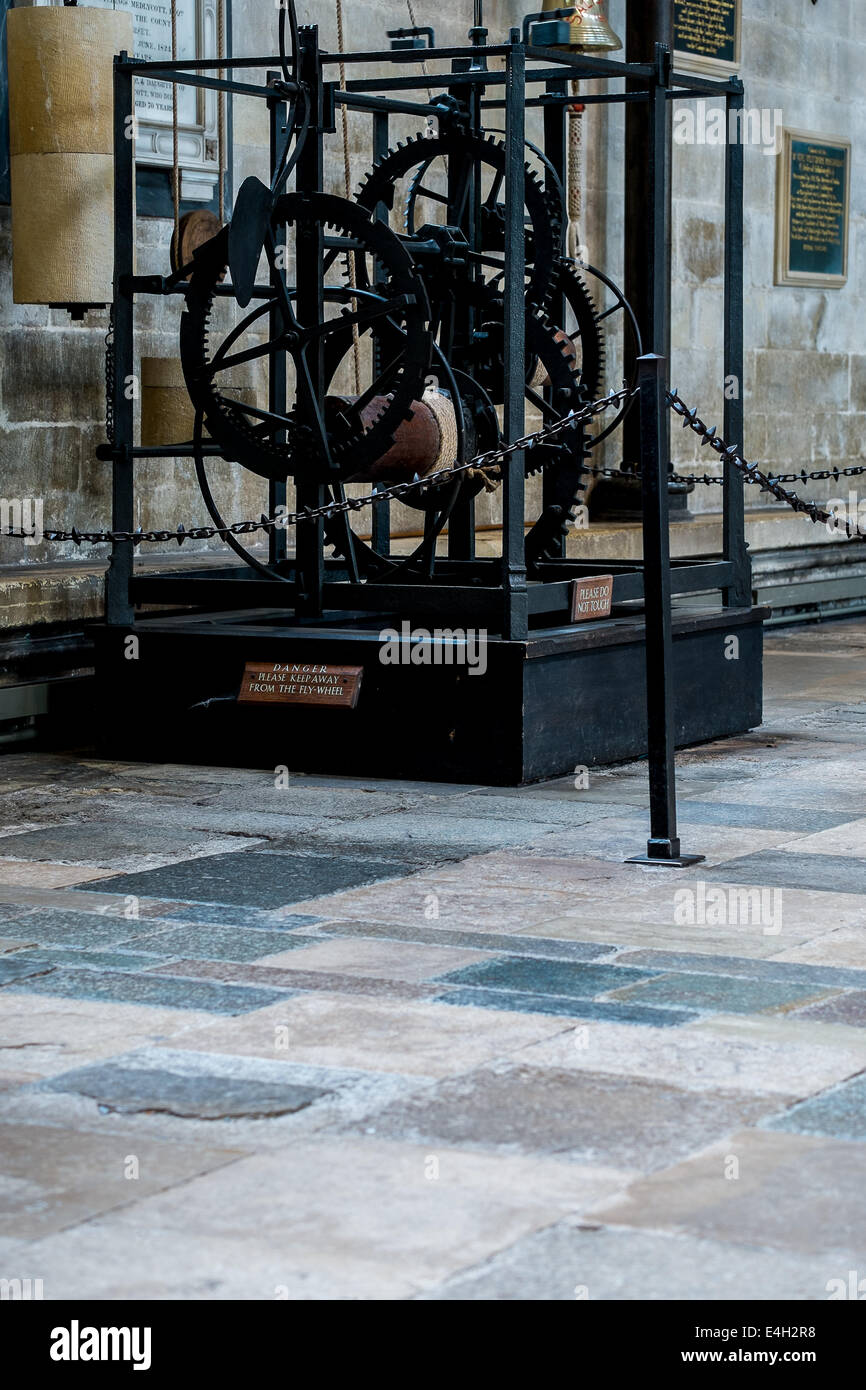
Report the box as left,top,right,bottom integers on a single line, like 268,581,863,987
179,192,433,484
355,131,561,307
541,259,605,404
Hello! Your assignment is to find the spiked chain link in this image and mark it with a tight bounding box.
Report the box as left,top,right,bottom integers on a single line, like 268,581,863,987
4,386,866,545
0,387,630,546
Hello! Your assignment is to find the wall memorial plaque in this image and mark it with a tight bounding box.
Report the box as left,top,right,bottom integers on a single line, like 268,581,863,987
571,575,614,623
775,130,850,288
674,0,740,79
41,0,222,203
238,662,363,709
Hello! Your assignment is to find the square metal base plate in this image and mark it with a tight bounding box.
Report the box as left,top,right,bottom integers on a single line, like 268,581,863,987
625,852,706,868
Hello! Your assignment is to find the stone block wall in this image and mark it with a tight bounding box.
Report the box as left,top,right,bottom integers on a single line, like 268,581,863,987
665,0,864,515
0,0,863,631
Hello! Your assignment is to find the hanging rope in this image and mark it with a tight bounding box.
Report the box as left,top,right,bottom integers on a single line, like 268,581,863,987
335,0,361,394
406,0,432,105
170,0,180,241
567,83,584,261
217,0,226,223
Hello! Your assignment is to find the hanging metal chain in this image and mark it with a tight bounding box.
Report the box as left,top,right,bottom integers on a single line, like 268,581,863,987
0,388,631,546
7,384,866,546
664,388,864,535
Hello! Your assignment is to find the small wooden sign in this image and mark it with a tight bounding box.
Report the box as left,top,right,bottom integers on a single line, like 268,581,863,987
571,575,614,624
238,661,363,708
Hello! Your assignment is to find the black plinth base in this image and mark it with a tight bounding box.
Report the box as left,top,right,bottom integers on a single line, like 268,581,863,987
91,603,765,786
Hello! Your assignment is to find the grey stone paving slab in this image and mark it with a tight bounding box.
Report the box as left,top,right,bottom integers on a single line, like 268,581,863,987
141,903,322,930
259,774,481,798
420,1223,837,1301
792,990,866,1025
0,908,147,949
145,957,439,1002
707,850,866,892
275,812,567,854
12,947,173,972
402,794,607,827
764,1074,866,1141
257,877,574,934
351,1063,780,1169
164,993,570,1077
686,775,866,815
435,957,657,998
40,1060,329,1119
774,928,866,971
435,987,696,1026
609,972,834,1015
615,949,866,991
259,935,491,982
0,1120,241,1241
124,925,321,962
313,919,618,962
675,801,855,833
522,1014,866,1095
86,851,413,908
7,967,290,1014
259,838,470,867
0,824,246,867
175,788,426,820
9,1138,630,1298
0,904,36,924
0,993,220,1079
591,1128,866,1257
25,1055,430,1149
0,955,55,985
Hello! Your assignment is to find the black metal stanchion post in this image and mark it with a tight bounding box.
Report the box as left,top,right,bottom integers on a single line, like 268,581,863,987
370,108,391,559
268,72,288,569
722,79,750,608
501,30,528,640
294,27,326,618
626,353,704,868
106,54,135,627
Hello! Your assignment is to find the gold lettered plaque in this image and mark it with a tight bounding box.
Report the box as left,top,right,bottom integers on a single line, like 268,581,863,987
674,0,740,79
570,575,614,623
238,662,363,708
775,130,850,288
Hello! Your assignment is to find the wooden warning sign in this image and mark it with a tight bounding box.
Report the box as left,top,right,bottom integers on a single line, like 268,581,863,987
238,661,363,708
570,575,614,623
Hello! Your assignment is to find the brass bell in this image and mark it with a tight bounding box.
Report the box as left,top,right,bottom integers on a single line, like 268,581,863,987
539,0,622,53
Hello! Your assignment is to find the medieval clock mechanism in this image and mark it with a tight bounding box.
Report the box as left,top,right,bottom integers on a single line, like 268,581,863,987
5,1,763,785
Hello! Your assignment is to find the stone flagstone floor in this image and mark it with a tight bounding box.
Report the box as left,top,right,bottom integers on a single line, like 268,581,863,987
2,618,866,1298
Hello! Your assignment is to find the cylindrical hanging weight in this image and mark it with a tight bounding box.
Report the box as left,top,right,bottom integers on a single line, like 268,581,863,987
7,6,133,305
141,358,262,448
